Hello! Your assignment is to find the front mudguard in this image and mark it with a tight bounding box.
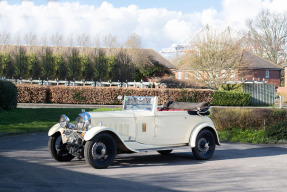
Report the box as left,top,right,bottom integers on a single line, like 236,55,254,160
48,123,70,144
189,122,220,148
48,123,63,137
84,126,137,153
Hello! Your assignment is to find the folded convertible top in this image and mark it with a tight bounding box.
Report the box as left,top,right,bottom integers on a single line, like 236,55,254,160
163,101,210,111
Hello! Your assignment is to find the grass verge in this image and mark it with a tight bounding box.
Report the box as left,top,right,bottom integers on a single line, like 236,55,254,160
0,108,120,134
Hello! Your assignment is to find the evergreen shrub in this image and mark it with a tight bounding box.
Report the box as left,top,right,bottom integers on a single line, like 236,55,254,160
211,91,250,106
0,80,17,110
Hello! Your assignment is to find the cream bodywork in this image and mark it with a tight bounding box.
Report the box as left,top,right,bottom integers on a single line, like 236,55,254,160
48,97,220,153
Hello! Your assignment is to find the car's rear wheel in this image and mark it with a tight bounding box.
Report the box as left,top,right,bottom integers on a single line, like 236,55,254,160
48,132,74,162
192,129,215,160
157,150,173,155
84,132,117,169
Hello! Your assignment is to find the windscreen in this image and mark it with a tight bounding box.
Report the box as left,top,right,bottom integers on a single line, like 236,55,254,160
123,96,155,111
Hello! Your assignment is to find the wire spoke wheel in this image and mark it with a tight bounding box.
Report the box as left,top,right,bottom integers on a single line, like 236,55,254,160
84,133,117,169
192,129,216,160
48,133,74,162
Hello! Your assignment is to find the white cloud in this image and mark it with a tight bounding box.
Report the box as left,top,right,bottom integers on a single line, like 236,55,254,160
0,0,287,51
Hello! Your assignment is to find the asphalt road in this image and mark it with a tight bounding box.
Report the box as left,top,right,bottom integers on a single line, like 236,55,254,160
0,133,287,192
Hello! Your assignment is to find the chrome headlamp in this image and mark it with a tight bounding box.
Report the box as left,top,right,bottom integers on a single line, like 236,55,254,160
59,114,70,128
76,112,91,131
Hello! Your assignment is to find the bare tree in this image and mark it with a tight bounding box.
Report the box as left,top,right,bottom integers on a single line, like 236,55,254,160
24,32,37,46
50,33,63,47
93,35,101,48
41,33,48,47
77,33,90,54
124,33,148,70
245,10,287,64
103,34,120,55
125,32,142,49
24,32,37,53
181,28,242,89
0,31,11,52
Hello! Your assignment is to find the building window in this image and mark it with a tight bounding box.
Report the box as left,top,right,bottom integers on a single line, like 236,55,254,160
178,72,182,79
195,71,200,80
266,70,270,78
184,72,188,79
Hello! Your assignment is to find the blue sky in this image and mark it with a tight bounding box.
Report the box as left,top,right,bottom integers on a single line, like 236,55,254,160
1,0,287,52
7,0,222,13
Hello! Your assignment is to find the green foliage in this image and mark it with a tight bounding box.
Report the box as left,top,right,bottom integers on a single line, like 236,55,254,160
218,128,266,144
54,54,67,80
41,48,55,79
211,91,250,106
211,108,287,143
219,84,243,92
67,48,82,80
72,90,87,103
27,54,41,79
14,47,28,79
0,80,17,110
0,47,171,82
0,53,14,78
265,121,287,143
177,89,200,102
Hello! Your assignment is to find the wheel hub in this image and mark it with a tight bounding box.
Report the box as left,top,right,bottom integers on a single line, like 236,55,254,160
92,142,107,160
198,138,209,152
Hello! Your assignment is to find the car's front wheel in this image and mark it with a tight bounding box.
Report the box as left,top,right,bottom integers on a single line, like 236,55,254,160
192,129,216,160
84,132,117,169
48,132,74,162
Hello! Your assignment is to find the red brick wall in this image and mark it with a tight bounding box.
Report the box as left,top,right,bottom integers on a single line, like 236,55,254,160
174,69,281,88
238,69,281,87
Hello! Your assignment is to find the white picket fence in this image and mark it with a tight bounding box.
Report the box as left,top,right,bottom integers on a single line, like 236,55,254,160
2,77,164,88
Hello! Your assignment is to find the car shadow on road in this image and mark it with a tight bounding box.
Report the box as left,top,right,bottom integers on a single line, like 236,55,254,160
111,144,287,168
0,155,179,192
111,152,202,168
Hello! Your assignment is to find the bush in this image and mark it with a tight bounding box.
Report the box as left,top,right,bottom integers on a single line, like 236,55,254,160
0,80,17,110
218,128,266,144
211,91,250,106
265,121,287,143
211,108,287,143
219,84,243,92
159,77,203,89
17,85,49,103
49,86,213,105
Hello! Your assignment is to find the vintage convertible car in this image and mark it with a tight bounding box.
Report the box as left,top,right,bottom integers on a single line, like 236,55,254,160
48,96,220,169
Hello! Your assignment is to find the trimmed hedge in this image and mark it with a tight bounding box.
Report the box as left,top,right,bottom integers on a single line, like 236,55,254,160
211,91,250,106
210,108,287,143
17,84,49,103
16,85,213,105
0,80,17,110
219,84,243,92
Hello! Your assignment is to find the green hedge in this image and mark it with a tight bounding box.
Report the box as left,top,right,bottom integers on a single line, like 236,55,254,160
219,84,243,92
211,108,287,143
0,80,17,110
211,91,250,106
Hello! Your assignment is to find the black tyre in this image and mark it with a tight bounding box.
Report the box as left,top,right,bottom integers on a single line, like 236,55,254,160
157,150,173,155
48,132,74,162
84,132,117,169
192,129,216,160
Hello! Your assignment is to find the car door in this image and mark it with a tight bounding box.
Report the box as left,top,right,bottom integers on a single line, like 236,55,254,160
153,111,189,145
134,111,155,144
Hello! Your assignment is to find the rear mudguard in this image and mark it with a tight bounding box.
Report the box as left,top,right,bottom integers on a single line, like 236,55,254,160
189,122,220,148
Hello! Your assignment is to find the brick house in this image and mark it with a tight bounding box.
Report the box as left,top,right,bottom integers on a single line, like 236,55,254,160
174,50,283,88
